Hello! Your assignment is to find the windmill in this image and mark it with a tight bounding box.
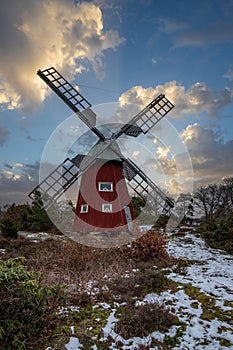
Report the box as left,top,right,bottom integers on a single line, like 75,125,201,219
29,67,175,233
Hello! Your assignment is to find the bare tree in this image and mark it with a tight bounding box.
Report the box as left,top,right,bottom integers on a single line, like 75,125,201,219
173,192,193,218
194,184,222,220
220,177,233,212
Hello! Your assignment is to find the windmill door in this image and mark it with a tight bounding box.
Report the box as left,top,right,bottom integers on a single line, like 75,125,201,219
124,205,133,230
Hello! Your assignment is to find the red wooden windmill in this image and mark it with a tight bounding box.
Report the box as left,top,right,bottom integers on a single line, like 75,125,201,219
29,67,174,232
72,139,135,232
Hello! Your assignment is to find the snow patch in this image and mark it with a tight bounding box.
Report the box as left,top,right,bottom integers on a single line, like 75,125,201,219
65,337,83,349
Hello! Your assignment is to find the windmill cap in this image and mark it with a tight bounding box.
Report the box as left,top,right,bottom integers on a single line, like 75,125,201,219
88,139,123,161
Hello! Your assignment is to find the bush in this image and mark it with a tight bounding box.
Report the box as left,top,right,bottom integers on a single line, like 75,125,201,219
0,219,18,239
115,302,178,338
0,257,65,349
196,214,233,254
129,229,168,261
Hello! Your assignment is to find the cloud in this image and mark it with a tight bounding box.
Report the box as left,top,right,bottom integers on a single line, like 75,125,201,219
223,68,233,82
148,123,233,193
0,170,21,180
173,20,233,48
151,57,157,64
156,146,176,176
0,126,10,146
118,81,233,119
26,135,43,142
150,144,193,195
181,123,233,186
0,162,39,205
4,163,23,170
157,17,187,34
0,0,124,113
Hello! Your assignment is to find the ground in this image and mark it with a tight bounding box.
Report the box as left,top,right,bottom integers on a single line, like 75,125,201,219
1,229,233,349
47,231,233,349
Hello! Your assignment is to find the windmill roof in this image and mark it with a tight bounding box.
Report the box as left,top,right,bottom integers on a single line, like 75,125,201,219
88,139,123,161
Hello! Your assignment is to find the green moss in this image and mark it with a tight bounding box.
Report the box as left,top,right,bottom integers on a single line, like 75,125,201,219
164,322,187,347
218,326,232,333
198,340,211,346
72,305,109,327
190,301,199,309
217,337,232,347
224,300,233,307
71,305,110,346
181,284,233,323
47,304,111,349
172,258,197,275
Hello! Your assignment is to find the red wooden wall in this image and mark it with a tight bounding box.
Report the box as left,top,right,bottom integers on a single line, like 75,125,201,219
73,159,135,232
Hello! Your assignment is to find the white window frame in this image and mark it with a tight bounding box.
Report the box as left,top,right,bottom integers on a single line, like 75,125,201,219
102,203,112,213
98,182,113,192
80,204,88,213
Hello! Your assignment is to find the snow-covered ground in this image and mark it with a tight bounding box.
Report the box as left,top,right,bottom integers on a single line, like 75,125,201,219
48,233,233,350
149,234,233,350
167,233,233,302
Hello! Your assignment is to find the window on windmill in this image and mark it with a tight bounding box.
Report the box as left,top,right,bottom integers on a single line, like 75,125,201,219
98,182,113,192
102,203,112,213
80,204,88,213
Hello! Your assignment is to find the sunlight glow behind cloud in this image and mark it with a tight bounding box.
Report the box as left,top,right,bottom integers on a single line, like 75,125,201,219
181,123,233,185
119,81,233,119
0,0,124,113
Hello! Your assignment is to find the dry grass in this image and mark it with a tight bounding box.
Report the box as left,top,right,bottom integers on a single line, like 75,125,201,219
0,229,171,304
115,302,178,339
0,230,180,349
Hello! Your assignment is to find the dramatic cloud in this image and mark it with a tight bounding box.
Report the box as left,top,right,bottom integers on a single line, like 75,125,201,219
0,162,39,205
118,81,233,119
181,123,233,185
156,146,177,177
149,123,233,193
0,126,10,146
148,144,193,196
0,0,124,113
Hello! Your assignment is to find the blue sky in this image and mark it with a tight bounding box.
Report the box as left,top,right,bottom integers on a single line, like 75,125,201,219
0,0,233,206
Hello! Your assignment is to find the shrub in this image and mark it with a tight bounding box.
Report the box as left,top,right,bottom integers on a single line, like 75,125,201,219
196,214,233,254
0,257,65,349
115,302,178,339
129,229,168,261
131,196,146,218
0,219,18,239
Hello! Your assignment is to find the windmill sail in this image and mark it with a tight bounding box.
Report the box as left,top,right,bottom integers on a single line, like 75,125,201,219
132,94,174,134
37,67,105,140
123,158,174,211
28,157,83,209
113,94,174,139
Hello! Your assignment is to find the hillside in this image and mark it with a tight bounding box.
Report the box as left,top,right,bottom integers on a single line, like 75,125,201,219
0,228,232,349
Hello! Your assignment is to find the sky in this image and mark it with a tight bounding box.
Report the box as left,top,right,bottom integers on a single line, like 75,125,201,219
0,0,233,207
